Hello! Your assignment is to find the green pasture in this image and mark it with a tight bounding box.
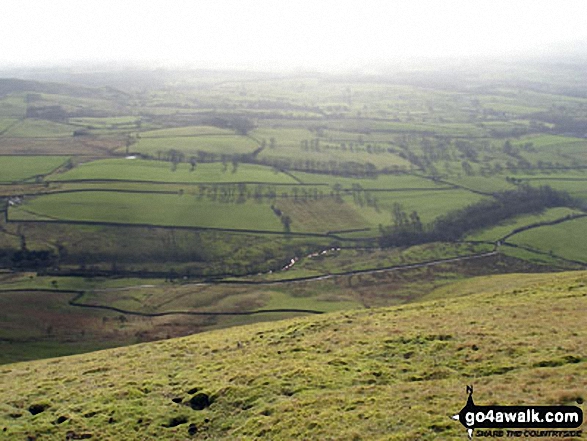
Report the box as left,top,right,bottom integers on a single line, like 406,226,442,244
513,134,585,149
69,116,141,129
499,245,579,268
442,175,517,193
34,92,122,115
507,216,587,263
274,188,485,235
291,171,450,189
129,135,259,156
0,156,68,182
0,95,27,118
362,120,485,137
258,145,412,169
141,125,235,137
362,189,486,226
476,95,544,114
2,118,75,137
250,127,316,147
48,158,298,184
524,178,587,201
8,186,483,236
9,190,285,231
275,198,369,234
0,118,19,133
466,207,581,242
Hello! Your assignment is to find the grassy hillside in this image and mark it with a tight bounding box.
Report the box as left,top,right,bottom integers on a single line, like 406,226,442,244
0,271,584,440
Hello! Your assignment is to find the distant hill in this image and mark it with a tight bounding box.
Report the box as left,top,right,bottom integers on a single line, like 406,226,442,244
0,77,127,100
0,272,585,440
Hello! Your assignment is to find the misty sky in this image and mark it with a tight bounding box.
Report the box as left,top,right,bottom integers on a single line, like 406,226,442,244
2,0,586,71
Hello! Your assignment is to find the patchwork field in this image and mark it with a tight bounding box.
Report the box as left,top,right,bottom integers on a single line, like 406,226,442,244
1,65,587,384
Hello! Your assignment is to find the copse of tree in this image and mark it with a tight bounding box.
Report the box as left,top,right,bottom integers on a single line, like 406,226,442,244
379,204,428,247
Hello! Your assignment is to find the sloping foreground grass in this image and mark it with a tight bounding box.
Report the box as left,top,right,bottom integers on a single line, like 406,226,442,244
0,271,585,440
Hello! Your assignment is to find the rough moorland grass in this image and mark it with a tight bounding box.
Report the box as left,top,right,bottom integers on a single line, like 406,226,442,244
48,159,298,184
0,156,68,182
9,191,284,231
248,242,493,282
507,216,587,263
0,271,584,440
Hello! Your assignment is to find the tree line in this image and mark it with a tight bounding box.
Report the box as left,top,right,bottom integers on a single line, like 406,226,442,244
379,185,578,247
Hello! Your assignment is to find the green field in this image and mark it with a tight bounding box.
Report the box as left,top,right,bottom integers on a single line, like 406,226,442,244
130,135,259,157
69,116,141,128
290,171,449,189
442,175,517,193
466,207,581,242
0,156,68,182
0,117,19,132
141,125,234,137
365,189,486,225
524,178,587,201
9,191,285,231
507,216,587,263
513,134,585,149
250,127,316,147
258,143,412,170
2,118,75,137
0,95,27,117
48,158,298,184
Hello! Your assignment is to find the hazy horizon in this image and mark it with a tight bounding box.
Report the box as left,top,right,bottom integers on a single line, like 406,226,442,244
2,0,587,73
